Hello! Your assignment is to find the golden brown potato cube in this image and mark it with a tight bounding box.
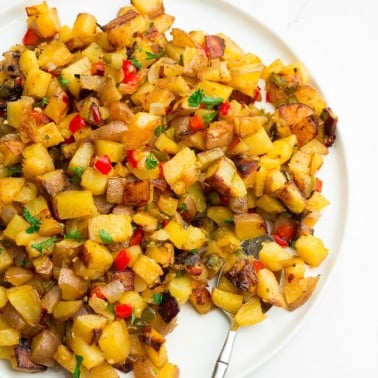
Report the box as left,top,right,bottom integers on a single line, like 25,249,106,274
7,285,43,326
234,213,267,240
72,13,98,46
283,276,320,311
22,143,55,178
53,300,83,321
189,286,214,314
212,288,243,314
26,2,60,38
0,178,25,204
88,214,132,243
258,241,293,271
132,255,163,287
294,234,328,267
37,40,73,70
80,239,113,273
157,363,180,378
98,319,130,364
256,268,286,308
69,335,105,369
103,7,146,48
72,314,108,345
143,342,168,369
58,267,88,300
275,181,306,214
23,68,52,98
131,0,164,18
234,297,265,327
53,190,97,219
31,329,60,367
0,134,25,166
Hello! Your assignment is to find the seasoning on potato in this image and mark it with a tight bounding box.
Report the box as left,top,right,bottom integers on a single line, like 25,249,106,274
0,0,338,376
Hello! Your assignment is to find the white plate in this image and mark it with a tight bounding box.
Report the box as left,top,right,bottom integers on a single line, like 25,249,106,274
0,1,348,377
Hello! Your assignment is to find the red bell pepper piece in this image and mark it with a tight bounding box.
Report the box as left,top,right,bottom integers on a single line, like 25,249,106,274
315,177,323,192
273,223,296,247
219,102,231,116
69,114,86,133
252,260,265,273
22,28,39,46
113,249,131,271
89,286,106,300
189,114,204,131
126,149,138,168
94,155,112,175
115,303,133,319
251,86,261,103
129,228,143,246
91,61,105,76
122,60,139,85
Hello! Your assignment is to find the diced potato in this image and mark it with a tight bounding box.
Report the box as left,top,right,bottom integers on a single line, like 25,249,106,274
19,50,39,75
306,191,330,211
81,167,108,195
284,257,306,281
23,68,52,98
37,40,73,70
212,287,243,314
207,206,233,226
258,241,293,271
118,291,147,318
255,194,286,214
61,57,92,97
133,255,163,287
58,267,88,300
244,127,273,156
26,2,60,38
294,234,328,267
234,213,267,240
6,97,34,129
22,143,55,178
283,276,320,311
67,140,95,172
95,140,125,162
7,285,43,326
90,363,120,378
143,342,168,369
163,147,200,195
234,297,265,327
0,315,20,346
88,214,132,243
275,182,306,214
72,314,108,345
72,13,98,46
98,319,130,364
157,363,180,378
4,266,34,286
256,268,286,308
53,190,97,219
132,0,164,18
0,178,25,204
168,274,192,304
70,335,105,369
146,244,174,269
53,300,83,321
0,249,14,274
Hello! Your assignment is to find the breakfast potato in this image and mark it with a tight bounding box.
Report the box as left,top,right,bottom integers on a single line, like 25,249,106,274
0,0,337,376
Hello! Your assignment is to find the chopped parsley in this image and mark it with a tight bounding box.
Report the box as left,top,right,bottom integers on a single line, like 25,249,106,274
190,249,198,254
71,166,84,184
58,74,70,87
131,56,142,69
23,208,42,234
179,203,187,212
0,247,4,254
107,303,115,314
64,229,83,241
99,229,113,244
224,217,234,225
145,50,165,60
37,97,49,107
8,164,22,177
131,311,137,324
152,292,163,305
31,236,57,255
188,89,223,109
72,355,83,378
202,111,217,123
145,153,158,170
154,125,164,137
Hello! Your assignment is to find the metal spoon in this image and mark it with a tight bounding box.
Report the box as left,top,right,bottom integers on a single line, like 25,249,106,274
211,235,275,378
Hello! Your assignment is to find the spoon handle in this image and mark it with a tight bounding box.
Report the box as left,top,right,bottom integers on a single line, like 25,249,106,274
211,329,237,378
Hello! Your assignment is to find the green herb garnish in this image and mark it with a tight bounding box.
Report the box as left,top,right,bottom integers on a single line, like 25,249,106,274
107,303,115,314
8,164,22,177
0,247,4,254
131,311,137,324
179,203,187,212
23,208,42,234
37,97,49,107
71,166,84,184
224,217,234,225
145,153,158,170
190,249,198,254
31,236,57,255
152,292,163,305
58,74,70,87
202,111,217,123
72,355,83,378
131,56,142,69
64,229,83,241
188,89,223,108
145,50,165,60
99,229,113,244
154,125,164,137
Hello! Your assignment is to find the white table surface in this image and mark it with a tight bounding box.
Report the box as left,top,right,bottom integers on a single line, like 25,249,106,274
228,0,378,377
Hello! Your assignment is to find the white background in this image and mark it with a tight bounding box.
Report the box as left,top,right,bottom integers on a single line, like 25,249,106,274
233,0,378,377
